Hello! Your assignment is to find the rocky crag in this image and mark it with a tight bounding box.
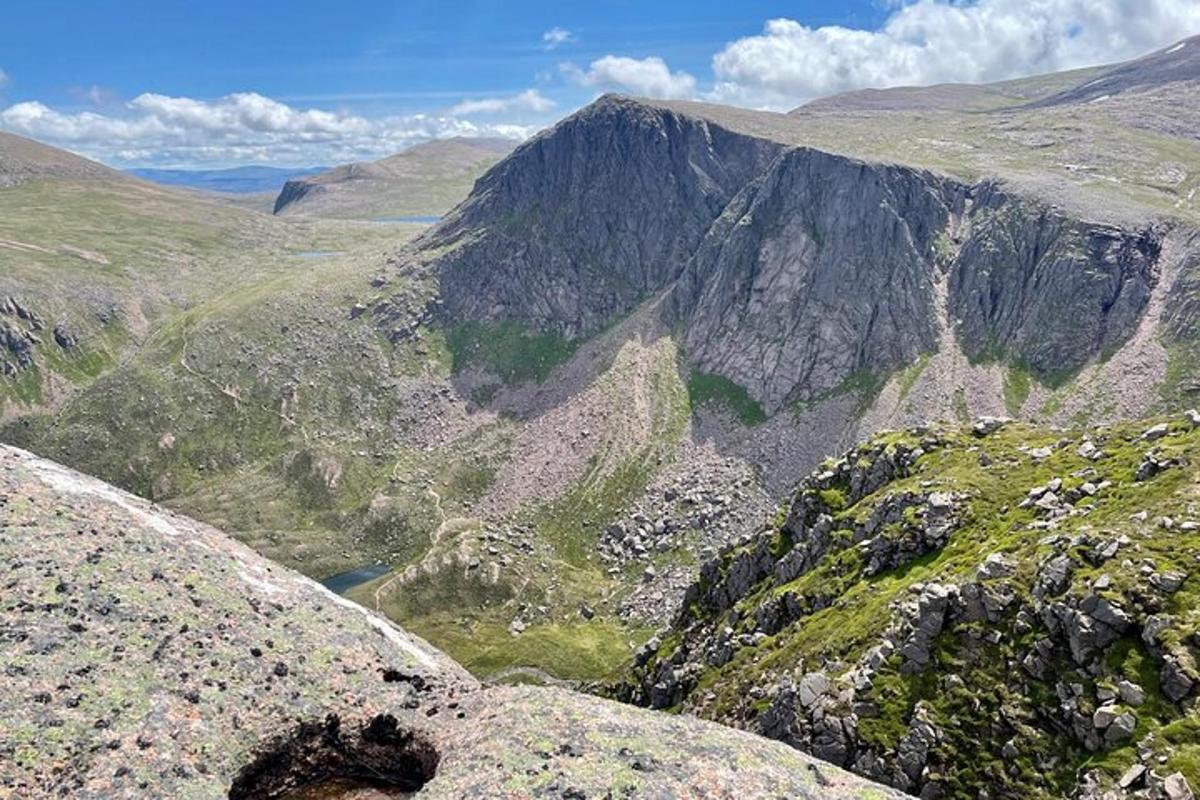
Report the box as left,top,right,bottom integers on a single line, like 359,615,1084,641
617,412,1200,798
423,93,1179,418
0,443,902,799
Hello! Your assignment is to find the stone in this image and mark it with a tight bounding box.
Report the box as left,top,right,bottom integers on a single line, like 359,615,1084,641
1142,423,1170,441
1162,656,1196,702
1118,763,1146,789
1118,680,1145,706
1151,571,1187,593
973,417,1009,437
1103,712,1136,745
976,553,1013,580
1091,704,1119,728
798,672,831,707
1165,773,1196,800
1185,409,1200,429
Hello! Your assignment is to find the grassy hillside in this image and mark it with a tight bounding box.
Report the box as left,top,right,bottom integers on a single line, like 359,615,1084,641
622,412,1200,797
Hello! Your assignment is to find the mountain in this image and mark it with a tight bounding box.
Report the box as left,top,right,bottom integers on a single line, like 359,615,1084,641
3,35,1200,772
0,443,901,800
0,131,126,188
618,411,1200,798
0,131,409,419
272,136,517,219
128,164,329,194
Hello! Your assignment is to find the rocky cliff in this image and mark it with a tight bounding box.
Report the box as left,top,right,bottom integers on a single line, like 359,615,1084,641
421,93,1185,414
0,444,902,799
617,412,1200,799
426,95,784,337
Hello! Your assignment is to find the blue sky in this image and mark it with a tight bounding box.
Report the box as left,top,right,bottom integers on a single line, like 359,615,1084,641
0,1,885,113
1,0,1197,167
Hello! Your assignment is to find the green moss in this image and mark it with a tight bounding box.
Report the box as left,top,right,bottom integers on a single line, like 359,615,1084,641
446,320,577,385
817,487,848,511
629,417,1200,798
686,370,767,426
1003,364,1033,416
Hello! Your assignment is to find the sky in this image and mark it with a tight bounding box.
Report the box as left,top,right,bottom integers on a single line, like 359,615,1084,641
1,0,1198,168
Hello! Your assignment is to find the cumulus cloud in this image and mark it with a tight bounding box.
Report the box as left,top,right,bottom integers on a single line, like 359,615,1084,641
542,27,574,49
563,55,696,100
0,91,540,167
449,89,556,115
711,0,1200,109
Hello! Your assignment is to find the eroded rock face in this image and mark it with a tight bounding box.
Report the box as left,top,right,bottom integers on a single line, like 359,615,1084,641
948,187,1161,380
421,95,1173,414
0,444,904,800
674,148,952,411
426,94,785,338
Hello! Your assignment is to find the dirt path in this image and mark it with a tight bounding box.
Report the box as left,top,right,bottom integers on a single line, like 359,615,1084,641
371,486,478,611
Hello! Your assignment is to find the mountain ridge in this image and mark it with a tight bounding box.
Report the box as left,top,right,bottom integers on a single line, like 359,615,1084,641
273,136,517,218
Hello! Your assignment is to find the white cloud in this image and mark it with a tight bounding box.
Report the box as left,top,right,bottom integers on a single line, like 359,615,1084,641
563,55,696,100
711,0,1200,109
542,27,574,49
0,69,9,90
450,89,556,115
0,91,538,167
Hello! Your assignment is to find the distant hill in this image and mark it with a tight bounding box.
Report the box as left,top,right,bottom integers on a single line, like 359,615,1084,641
0,131,127,188
794,33,1200,114
127,164,329,194
273,136,517,219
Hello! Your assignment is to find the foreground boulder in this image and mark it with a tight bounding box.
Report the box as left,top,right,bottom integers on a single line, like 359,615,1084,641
0,444,900,799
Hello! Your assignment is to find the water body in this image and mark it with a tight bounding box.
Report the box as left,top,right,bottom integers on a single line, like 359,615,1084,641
293,250,344,259
371,215,442,224
319,563,391,595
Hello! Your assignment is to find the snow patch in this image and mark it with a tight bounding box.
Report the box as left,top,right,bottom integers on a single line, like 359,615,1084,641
1166,42,1186,54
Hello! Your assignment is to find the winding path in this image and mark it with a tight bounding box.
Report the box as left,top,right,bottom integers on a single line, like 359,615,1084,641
371,486,477,611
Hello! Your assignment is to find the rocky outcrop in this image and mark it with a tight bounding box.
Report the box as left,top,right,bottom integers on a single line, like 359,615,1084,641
0,444,904,799
618,414,1200,799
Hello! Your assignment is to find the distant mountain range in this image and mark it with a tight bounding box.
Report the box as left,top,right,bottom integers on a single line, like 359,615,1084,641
126,164,329,194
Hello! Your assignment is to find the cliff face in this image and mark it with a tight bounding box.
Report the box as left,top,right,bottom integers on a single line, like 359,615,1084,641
271,177,321,213
422,94,1180,413
426,95,785,337
673,148,955,411
947,187,1162,380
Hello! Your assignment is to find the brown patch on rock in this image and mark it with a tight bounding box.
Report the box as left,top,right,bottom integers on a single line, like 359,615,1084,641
227,714,438,800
